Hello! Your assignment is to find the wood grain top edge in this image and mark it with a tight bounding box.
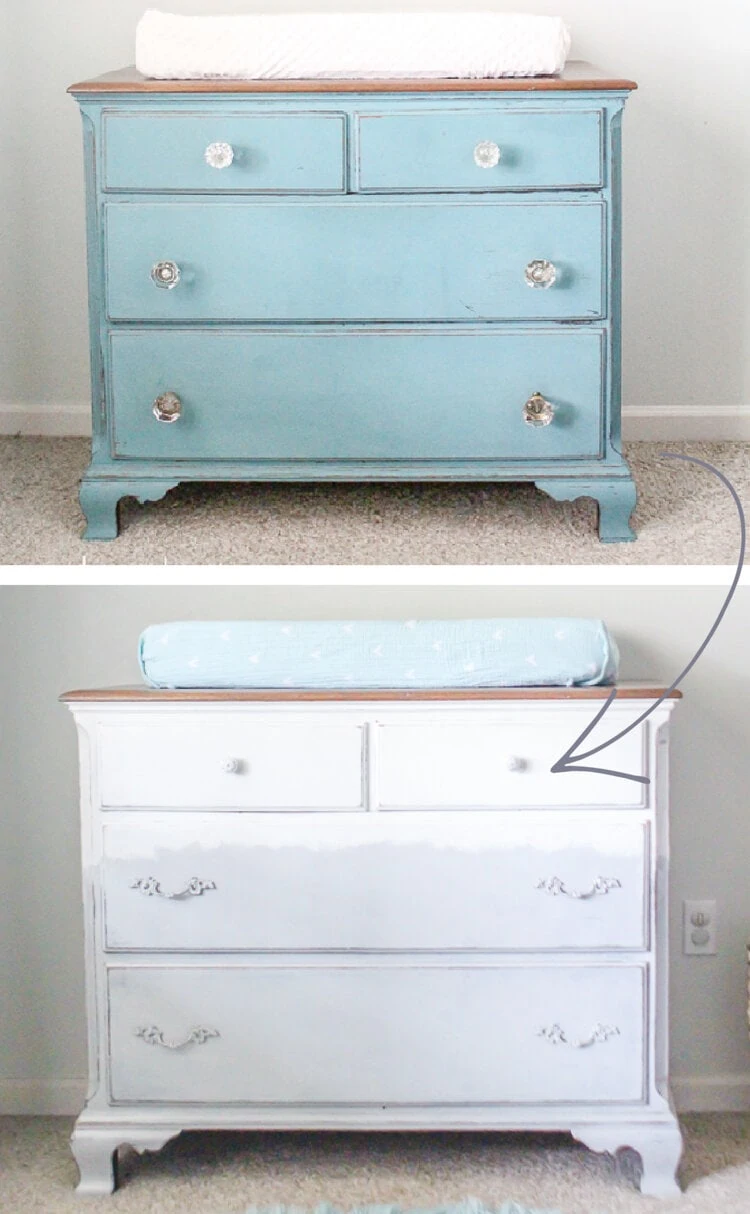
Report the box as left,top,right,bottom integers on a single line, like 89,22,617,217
68,62,637,95
61,686,680,703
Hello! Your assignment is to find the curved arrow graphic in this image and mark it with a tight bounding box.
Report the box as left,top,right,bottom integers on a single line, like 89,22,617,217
550,453,746,784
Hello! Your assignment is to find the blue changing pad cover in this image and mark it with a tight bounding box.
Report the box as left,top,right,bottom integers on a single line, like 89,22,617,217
139,619,618,690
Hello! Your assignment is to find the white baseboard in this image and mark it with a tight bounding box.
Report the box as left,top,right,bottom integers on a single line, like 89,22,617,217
1,402,749,442
0,1078,86,1116
672,1074,750,1113
622,404,750,441
3,1075,749,1117
0,402,91,437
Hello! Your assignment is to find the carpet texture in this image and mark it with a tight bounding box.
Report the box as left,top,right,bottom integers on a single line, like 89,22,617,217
1,438,747,565
2,1117,750,1214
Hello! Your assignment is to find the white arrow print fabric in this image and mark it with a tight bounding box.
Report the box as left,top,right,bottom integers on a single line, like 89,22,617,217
138,619,618,690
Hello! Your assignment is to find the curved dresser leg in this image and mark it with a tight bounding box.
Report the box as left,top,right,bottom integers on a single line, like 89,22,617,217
70,1127,119,1195
626,1124,684,1197
71,1123,183,1194
79,480,123,542
571,1120,683,1197
79,479,179,541
535,477,638,543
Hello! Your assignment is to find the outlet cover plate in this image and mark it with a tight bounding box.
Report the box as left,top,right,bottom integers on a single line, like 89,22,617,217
683,899,717,955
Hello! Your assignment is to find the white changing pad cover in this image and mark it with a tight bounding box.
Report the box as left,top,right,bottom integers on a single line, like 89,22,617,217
135,10,571,81
139,618,618,690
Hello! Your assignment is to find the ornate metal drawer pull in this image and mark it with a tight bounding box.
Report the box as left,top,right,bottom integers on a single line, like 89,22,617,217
539,1023,620,1049
523,392,555,427
525,258,557,288
205,141,234,169
130,877,216,900
150,260,181,289
152,391,182,424
473,140,501,169
135,1025,219,1050
536,876,621,900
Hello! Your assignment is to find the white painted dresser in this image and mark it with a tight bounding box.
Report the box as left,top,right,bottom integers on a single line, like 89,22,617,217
64,686,682,1196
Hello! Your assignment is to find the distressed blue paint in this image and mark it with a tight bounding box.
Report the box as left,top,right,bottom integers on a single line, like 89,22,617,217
109,327,605,461
106,198,605,322
356,107,603,191
71,86,636,541
103,111,346,193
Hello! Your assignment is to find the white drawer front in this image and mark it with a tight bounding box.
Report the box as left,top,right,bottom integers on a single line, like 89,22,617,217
108,962,646,1105
97,718,364,809
377,720,647,809
103,812,648,953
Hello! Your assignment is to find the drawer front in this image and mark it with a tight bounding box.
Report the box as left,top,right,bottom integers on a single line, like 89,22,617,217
96,718,364,809
108,962,645,1104
357,109,603,192
102,812,649,952
105,200,605,322
102,112,345,193
110,328,604,462
377,720,647,809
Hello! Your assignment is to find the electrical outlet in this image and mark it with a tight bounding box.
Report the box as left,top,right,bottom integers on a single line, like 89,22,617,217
683,899,717,955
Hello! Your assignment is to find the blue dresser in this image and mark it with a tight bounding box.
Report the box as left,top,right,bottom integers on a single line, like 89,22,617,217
69,64,637,541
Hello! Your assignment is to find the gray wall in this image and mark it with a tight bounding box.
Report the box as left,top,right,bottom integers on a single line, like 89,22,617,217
1,0,749,432
1,583,749,1113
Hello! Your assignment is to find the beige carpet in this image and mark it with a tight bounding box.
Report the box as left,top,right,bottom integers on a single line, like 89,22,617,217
1,439,747,565
2,1117,750,1213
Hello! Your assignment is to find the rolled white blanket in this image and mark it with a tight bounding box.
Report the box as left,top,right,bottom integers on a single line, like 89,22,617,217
135,9,571,81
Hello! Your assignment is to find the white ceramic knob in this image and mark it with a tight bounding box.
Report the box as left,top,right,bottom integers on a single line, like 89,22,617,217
474,140,501,169
221,757,241,774
205,142,234,170
525,259,557,289
507,756,527,772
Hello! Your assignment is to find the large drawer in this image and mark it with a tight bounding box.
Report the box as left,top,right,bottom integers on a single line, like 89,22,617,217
96,717,364,809
376,718,648,809
102,812,649,952
108,962,646,1105
102,111,346,193
104,199,605,322
357,108,603,192
109,328,605,462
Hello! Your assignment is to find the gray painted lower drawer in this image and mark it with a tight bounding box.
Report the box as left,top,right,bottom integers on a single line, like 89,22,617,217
108,962,646,1105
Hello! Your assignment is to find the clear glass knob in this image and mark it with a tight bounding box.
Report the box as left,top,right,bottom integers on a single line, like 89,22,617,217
151,261,181,290
221,757,241,773
523,392,555,427
525,259,557,289
474,140,501,169
205,141,234,170
152,392,182,424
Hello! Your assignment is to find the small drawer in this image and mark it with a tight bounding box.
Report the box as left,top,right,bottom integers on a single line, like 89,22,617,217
104,198,605,322
356,108,603,192
376,718,648,810
102,111,345,193
96,717,364,809
102,812,649,953
109,327,604,463
108,962,646,1105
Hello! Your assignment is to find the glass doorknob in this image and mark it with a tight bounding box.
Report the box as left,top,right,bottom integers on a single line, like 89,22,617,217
474,140,501,169
152,391,182,423
151,261,181,289
523,393,555,427
525,259,557,288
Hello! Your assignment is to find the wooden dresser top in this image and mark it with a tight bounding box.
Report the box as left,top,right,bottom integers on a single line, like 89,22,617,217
62,684,678,703
68,61,637,95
